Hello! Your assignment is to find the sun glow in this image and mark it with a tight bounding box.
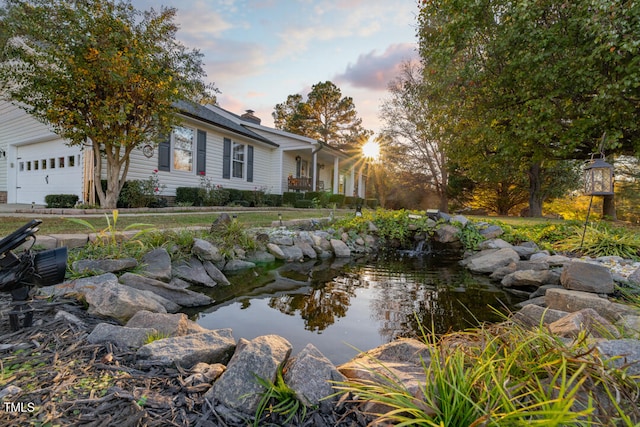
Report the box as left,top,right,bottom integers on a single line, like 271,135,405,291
362,140,381,161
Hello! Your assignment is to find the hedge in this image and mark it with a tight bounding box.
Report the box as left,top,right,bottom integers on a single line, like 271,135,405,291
282,192,303,206
45,194,79,208
294,199,314,208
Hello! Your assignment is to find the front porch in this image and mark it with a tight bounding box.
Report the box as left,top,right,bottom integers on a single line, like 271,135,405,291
287,176,324,192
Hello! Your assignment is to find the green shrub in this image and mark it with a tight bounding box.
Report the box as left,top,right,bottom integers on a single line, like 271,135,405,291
229,199,251,207
365,198,379,208
226,188,243,204
45,194,79,208
304,191,322,201
176,187,202,206
282,192,303,205
118,180,154,208
328,194,346,207
294,199,314,208
344,196,363,208
263,194,282,206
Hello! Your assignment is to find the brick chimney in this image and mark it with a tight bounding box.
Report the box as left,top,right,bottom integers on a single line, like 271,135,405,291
240,109,261,124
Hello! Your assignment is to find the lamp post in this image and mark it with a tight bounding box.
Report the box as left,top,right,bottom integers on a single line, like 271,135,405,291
580,152,614,249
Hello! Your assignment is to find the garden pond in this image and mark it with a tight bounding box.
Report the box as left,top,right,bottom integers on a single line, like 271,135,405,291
184,252,527,365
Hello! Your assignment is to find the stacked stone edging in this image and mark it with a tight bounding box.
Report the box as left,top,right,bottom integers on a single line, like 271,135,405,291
24,213,640,423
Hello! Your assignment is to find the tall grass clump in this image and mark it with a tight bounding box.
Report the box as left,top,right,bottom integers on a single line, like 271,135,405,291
333,320,640,426
66,210,155,265
555,223,640,260
207,218,258,259
253,366,307,426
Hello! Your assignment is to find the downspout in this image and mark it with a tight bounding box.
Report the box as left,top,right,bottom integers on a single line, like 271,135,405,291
311,140,324,191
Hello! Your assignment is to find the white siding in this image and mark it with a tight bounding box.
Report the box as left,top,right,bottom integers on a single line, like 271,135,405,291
114,116,281,196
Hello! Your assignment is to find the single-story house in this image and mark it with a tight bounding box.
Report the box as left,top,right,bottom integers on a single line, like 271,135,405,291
0,99,366,205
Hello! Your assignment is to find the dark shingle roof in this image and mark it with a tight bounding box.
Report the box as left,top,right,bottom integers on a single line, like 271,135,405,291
173,99,278,147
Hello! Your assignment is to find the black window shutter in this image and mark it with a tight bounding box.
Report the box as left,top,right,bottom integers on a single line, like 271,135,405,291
158,134,171,171
197,130,206,175
247,145,254,182
222,138,231,179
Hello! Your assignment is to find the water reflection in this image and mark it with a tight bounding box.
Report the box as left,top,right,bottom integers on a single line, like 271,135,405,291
188,253,524,364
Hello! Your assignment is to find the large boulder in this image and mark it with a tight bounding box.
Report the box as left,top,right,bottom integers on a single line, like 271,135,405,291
338,338,431,402
141,248,172,282
125,310,208,336
202,260,231,286
84,283,171,323
266,243,286,260
136,329,236,368
77,274,179,323
284,344,345,409
192,238,224,262
595,339,640,376
119,273,213,307
511,304,568,328
87,323,156,349
330,239,351,258
461,248,520,274
173,256,217,287
548,308,620,339
560,261,615,294
72,258,138,274
205,335,292,414
433,224,461,244
279,245,304,262
545,288,637,323
501,269,561,289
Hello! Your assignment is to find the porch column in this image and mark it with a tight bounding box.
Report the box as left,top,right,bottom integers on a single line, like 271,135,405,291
312,150,317,191
357,169,364,198
333,157,339,194
349,167,356,196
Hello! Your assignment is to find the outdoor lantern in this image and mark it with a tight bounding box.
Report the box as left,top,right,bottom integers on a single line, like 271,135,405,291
583,154,614,196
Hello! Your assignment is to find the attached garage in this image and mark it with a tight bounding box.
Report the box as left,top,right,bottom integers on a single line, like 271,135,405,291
14,140,83,204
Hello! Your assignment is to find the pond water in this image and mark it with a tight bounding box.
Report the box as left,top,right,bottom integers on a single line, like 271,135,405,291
184,253,526,365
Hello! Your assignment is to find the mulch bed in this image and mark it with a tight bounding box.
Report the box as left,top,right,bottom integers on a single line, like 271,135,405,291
0,296,367,426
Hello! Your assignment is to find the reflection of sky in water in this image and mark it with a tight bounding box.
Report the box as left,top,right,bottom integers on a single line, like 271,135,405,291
194,256,523,365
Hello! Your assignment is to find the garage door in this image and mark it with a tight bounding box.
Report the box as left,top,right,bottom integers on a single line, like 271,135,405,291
16,140,83,204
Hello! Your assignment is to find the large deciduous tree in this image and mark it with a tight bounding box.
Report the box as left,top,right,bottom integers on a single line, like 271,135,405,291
0,0,215,208
417,0,640,217
272,81,371,151
379,60,450,212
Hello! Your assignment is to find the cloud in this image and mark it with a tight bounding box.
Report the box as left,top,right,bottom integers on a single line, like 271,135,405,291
199,39,268,86
334,43,418,91
273,1,411,59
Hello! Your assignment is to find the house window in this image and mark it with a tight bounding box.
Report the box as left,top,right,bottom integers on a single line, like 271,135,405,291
232,142,244,178
68,155,75,167
41,159,47,170
34,160,39,170
58,157,65,168
49,158,55,169
173,126,194,172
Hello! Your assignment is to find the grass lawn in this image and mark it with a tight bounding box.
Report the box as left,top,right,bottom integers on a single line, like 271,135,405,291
0,208,344,236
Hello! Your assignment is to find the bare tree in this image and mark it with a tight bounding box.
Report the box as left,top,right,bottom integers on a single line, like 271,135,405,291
379,60,449,212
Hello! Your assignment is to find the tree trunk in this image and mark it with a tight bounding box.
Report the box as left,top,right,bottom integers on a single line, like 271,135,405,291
438,192,449,213
602,194,617,220
527,162,543,217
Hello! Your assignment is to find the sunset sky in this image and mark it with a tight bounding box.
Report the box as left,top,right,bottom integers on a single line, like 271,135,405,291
131,0,420,133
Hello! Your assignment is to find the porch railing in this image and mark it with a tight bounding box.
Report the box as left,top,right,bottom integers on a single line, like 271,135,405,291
287,177,324,191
